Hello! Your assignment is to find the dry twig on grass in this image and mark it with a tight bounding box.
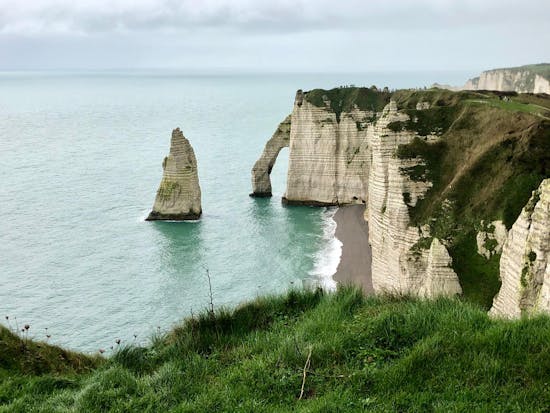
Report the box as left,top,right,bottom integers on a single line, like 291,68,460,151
299,347,312,400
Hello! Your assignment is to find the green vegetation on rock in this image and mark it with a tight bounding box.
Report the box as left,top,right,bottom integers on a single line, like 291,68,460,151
3,288,550,412
304,86,392,122
390,90,550,306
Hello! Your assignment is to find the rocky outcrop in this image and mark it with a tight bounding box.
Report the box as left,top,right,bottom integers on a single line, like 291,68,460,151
146,128,202,221
476,221,508,259
464,64,550,94
365,101,461,296
490,179,550,318
250,115,291,197
418,238,463,297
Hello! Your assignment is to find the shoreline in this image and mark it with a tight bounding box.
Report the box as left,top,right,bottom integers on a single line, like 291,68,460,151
332,205,373,294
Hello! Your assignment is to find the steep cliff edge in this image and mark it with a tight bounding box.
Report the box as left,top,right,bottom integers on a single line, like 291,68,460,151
490,179,550,318
147,128,202,221
464,63,550,94
253,87,549,305
283,88,389,205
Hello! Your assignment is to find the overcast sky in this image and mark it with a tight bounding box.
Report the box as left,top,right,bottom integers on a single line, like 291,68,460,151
0,0,548,72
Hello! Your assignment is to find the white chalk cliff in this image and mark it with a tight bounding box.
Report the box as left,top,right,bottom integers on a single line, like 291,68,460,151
147,128,202,221
490,179,550,318
365,101,461,296
252,95,462,297
283,91,372,205
464,65,550,94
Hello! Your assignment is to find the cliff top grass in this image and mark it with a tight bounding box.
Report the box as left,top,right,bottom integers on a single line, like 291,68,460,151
0,325,100,376
304,86,392,121
2,288,550,412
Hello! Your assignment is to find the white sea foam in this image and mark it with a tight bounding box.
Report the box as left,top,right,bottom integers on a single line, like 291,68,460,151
138,209,151,222
307,208,342,291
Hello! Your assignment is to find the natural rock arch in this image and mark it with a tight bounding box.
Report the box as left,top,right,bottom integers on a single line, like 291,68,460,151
250,115,291,197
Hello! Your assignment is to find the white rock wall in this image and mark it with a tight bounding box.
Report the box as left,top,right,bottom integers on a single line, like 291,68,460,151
490,179,550,318
366,101,461,296
534,74,550,94
476,220,508,259
284,91,371,205
464,69,550,94
419,238,463,297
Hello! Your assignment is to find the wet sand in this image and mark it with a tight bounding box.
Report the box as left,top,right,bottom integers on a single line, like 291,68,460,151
333,205,373,294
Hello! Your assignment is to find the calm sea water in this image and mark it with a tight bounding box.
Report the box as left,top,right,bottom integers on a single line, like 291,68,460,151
0,70,470,351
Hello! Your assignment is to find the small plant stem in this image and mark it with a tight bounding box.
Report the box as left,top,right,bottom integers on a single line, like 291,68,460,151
299,347,312,400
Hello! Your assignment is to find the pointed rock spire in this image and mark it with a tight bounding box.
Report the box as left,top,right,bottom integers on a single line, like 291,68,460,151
146,128,202,221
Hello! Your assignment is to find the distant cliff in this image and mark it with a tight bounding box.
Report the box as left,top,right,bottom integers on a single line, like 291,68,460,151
252,86,550,314
463,63,550,94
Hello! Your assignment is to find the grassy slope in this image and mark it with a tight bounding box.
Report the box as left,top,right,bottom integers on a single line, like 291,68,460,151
2,288,550,412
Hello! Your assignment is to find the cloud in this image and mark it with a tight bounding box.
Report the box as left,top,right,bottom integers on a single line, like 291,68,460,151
0,0,547,71
1,0,549,36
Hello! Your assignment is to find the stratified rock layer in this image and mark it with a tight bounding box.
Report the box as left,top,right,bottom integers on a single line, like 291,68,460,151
365,101,461,296
147,128,202,221
284,90,372,205
250,115,291,197
419,238,463,298
464,65,550,94
490,179,550,318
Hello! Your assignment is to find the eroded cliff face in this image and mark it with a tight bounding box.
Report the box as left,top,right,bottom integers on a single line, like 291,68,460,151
147,128,202,221
283,90,372,205
464,68,550,94
490,179,550,318
366,101,461,296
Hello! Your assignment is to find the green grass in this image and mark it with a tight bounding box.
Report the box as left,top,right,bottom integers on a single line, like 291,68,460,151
449,232,501,309
466,98,550,119
2,288,550,412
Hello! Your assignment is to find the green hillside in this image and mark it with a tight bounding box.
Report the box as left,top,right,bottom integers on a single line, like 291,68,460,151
2,288,550,412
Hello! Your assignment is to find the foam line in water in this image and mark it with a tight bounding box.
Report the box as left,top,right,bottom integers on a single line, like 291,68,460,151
308,208,341,291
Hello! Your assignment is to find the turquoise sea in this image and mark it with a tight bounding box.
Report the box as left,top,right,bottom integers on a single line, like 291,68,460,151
0,71,470,352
